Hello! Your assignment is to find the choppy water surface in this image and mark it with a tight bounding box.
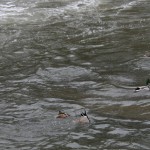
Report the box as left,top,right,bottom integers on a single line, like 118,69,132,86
0,0,150,149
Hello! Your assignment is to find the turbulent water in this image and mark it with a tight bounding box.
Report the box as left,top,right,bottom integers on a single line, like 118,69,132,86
0,0,150,149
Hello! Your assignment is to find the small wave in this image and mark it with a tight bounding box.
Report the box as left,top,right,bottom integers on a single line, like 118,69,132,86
113,0,144,15
0,4,27,16
36,66,97,82
0,3,29,24
0,0,105,24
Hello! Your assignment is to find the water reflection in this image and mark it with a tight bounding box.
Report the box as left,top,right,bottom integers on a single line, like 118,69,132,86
0,0,150,149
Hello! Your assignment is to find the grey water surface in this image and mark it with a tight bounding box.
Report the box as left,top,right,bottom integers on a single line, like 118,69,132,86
0,0,150,149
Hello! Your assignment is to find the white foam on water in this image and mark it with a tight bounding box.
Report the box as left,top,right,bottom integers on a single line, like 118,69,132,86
0,0,145,25
0,3,30,24
114,0,144,15
0,5,25,17
0,0,105,24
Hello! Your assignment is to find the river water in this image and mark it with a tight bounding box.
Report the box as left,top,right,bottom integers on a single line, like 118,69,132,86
0,0,150,149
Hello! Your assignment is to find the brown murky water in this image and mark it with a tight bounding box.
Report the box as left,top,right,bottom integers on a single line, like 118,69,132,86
0,0,150,149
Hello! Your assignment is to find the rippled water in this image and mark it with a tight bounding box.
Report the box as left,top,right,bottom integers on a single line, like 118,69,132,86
0,0,150,149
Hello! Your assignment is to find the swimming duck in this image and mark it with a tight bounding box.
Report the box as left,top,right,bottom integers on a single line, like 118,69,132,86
134,79,150,92
56,109,90,123
56,111,70,119
73,110,90,123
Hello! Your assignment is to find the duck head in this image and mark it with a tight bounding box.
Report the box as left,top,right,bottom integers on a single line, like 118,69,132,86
56,111,70,119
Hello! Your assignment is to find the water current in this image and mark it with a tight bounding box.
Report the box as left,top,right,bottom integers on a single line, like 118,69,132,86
0,0,150,149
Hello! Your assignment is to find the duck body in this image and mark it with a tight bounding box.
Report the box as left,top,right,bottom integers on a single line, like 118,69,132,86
134,86,150,92
134,79,150,92
73,115,90,123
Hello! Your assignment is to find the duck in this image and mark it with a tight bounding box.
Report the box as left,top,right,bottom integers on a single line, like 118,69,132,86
56,111,70,119
73,110,90,123
56,109,90,123
134,79,150,92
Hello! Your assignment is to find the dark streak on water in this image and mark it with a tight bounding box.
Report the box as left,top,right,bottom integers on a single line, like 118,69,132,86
0,0,150,149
